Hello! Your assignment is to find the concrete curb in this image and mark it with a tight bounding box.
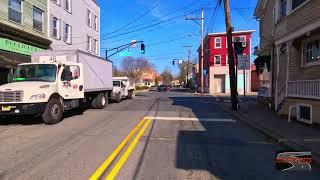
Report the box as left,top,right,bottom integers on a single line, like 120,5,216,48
135,89,150,93
219,104,320,165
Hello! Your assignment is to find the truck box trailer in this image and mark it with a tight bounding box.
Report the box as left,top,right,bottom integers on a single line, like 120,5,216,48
0,50,113,124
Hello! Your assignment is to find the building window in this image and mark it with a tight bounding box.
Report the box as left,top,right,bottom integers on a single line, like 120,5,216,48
292,0,306,10
8,0,22,23
52,17,59,38
303,38,320,65
87,10,92,27
65,0,71,13
215,37,221,48
94,39,98,54
226,55,229,65
87,36,92,52
64,23,71,44
33,7,43,32
239,36,246,47
279,0,287,18
52,0,60,5
94,15,98,31
214,55,221,65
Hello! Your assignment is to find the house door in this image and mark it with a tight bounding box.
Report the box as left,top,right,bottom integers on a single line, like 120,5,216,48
216,77,222,93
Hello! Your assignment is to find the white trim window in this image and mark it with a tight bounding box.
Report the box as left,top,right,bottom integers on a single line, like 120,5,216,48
52,17,59,39
87,36,92,52
215,37,221,48
64,23,71,44
65,0,71,13
214,55,221,65
302,37,320,66
33,6,43,32
94,15,98,31
239,36,246,47
52,0,60,6
87,10,92,27
94,39,98,54
292,0,306,10
279,0,287,18
8,0,22,23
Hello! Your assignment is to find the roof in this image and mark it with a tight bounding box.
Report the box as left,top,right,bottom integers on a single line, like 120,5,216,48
207,30,255,37
254,0,268,18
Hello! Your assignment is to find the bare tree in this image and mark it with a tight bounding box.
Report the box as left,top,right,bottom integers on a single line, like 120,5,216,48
120,57,152,83
161,68,173,85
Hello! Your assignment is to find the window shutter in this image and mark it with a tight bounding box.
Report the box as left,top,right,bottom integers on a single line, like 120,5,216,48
62,21,66,42
70,25,72,44
50,14,54,37
58,19,62,40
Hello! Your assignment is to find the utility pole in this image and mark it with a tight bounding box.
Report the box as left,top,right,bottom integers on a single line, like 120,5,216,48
182,45,192,88
222,0,238,110
186,9,204,95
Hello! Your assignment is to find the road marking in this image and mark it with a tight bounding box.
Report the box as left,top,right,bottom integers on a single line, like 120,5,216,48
144,116,236,122
89,118,147,180
105,118,152,180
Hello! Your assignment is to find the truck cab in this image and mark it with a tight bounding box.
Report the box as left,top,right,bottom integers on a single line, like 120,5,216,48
0,51,112,124
111,77,135,103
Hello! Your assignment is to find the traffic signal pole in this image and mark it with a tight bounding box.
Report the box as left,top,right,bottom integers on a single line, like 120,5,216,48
222,0,238,110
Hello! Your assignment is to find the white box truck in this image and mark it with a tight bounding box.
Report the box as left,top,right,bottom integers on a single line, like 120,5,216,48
0,50,113,124
111,77,135,103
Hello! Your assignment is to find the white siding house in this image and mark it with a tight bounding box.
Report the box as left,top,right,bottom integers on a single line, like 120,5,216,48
47,0,100,55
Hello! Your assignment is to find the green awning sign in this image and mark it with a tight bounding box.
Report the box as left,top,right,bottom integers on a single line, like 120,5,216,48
0,37,44,56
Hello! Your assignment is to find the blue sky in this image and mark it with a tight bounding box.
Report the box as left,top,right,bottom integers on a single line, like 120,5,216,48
97,0,259,75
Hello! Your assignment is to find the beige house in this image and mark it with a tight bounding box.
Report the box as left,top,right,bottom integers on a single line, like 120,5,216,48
255,0,320,125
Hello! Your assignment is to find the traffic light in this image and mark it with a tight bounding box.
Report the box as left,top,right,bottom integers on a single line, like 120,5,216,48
172,61,175,65
141,43,145,54
234,42,244,54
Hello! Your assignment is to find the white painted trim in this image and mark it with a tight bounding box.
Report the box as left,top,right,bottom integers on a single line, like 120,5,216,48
275,45,280,110
208,30,255,36
297,103,313,124
275,20,320,45
288,79,320,83
288,95,320,99
286,42,289,97
214,37,222,48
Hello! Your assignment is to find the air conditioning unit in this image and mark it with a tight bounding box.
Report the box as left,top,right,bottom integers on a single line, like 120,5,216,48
297,104,312,124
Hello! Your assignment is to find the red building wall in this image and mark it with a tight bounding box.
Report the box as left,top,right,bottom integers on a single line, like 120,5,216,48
206,32,252,67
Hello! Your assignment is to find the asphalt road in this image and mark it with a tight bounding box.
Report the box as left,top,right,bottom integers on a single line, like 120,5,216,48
0,90,318,180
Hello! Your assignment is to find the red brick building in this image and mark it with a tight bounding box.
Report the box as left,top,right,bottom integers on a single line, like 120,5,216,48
199,30,254,94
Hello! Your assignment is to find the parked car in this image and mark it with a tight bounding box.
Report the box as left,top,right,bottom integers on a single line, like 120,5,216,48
150,86,157,91
158,85,167,91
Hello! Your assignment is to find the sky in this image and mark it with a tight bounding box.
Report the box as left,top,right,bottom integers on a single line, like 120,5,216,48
96,0,259,76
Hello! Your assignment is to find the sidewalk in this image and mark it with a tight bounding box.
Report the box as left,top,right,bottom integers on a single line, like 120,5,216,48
219,100,320,164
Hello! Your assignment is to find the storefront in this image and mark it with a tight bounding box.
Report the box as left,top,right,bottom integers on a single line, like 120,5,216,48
0,22,51,85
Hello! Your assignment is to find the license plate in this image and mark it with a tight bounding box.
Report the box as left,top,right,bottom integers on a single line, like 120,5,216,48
1,106,11,112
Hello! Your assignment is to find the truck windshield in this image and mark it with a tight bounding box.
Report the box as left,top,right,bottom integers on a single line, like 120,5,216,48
13,64,57,82
113,81,120,87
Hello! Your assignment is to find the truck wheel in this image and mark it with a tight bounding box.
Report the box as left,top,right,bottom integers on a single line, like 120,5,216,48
116,93,121,103
96,93,108,109
127,90,134,99
42,98,63,124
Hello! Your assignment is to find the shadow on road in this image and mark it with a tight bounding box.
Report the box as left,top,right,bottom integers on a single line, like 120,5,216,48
169,96,315,179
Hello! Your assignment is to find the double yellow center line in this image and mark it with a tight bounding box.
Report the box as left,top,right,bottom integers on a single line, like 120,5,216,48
89,117,152,180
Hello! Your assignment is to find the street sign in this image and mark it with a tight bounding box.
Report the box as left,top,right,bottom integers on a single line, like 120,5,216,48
119,51,131,57
178,60,183,64
238,55,250,70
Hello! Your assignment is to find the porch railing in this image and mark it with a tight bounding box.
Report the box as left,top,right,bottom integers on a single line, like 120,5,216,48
288,80,320,99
